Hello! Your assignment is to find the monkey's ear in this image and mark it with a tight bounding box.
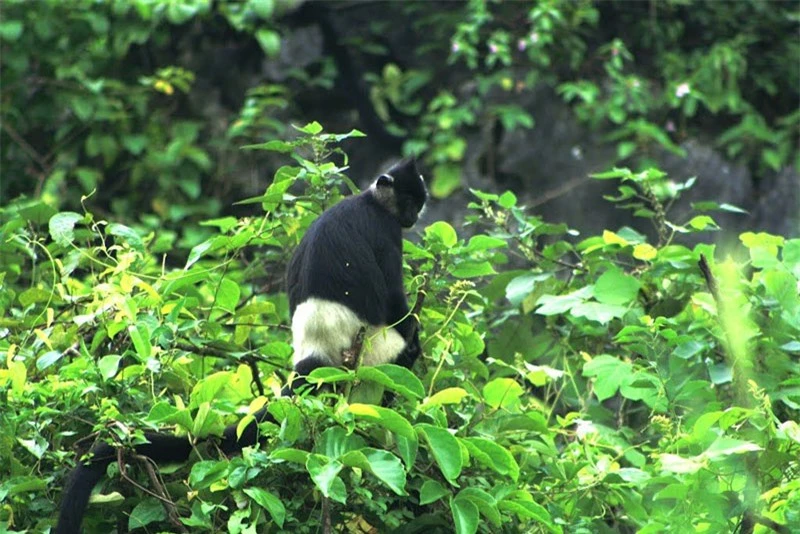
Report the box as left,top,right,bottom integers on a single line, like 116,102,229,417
376,174,394,187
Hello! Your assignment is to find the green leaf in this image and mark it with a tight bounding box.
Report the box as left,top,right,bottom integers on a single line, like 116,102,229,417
256,29,281,57
452,260,496,278
214,277,241,313
594,268,640,305
431,163,461,198
704,437,762,459
315,427,366,460
535,286,593,315
107,223,144,251
583,355,633,401
659,453,704,474
128,322,152,361
498,191,517,208
482,378,523,410
308,367,354,385
461,437,519,481
36,351,62,371
498,494,555,527
688,215,719,231
591,168,631,180
251,0,275,18
48,212,83,247
620,372,666,411
306,455,346,503
570,302,628,324
97,355,122,380
421,387,470,409
356,364,425,400
296,121,323,135
348,404,415,440
425,221,458,248
450,496,479,534
465,235,507,252
456,488,501,527
416,424,462,483
341,448,407,495
0,20,23,41
243,487,285,527
419,479,449,505
128,498,166,530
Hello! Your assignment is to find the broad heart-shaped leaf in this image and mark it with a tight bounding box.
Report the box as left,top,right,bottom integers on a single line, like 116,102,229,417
535,286,593,315
594,268,641,305
348,403,415,440
620,371,667,412
425,221,458,248
213,277,240,313
416,424,462,484
243,487,285,527
482,378,523,410
582,355,633,401
461,437,519,481
128,498,166,531
419,479,450,505
450,496,479,534
48,211,83,247
357,364,425,400
341,448,407,495
107,222,144,251
306,454,346,503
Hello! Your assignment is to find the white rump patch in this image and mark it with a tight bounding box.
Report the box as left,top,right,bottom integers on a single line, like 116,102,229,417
292,298,406,368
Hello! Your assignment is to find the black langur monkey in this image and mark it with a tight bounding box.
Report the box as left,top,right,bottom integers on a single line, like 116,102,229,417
55,159,427,534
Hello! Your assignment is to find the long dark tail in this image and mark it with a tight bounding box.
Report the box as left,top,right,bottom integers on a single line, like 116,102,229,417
56,409,272,534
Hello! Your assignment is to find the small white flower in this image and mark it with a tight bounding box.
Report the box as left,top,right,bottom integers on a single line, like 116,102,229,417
530,32,539,43
517,39,527,52
489,43,498,54
676,82,691,98
451,41,460,53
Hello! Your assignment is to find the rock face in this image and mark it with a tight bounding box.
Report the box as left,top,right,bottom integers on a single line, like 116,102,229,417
170,6,799,242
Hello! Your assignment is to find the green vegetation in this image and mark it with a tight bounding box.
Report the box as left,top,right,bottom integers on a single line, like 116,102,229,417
2,127,798,532
1,1,798,533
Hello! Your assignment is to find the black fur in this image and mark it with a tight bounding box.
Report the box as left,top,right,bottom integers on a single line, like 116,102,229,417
286,158,426,376
55,159,426,533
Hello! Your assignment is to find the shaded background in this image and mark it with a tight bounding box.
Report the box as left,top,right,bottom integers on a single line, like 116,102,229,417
2,0,798,242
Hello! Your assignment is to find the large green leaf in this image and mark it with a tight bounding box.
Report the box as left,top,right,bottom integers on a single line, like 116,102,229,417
243,487,285,527
341,448,407,495
450,496,478,534
416,423,462,483
357,364,425,400
348,403,415,440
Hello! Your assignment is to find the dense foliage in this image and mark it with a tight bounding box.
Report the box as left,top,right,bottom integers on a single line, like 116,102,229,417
2,0,797,213
1,1,798,533
2,127,799,533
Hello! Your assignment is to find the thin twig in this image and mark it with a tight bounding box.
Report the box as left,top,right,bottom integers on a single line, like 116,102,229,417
134,454,188,533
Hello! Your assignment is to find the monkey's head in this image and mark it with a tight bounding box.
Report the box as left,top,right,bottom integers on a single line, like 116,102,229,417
372,159,428,228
